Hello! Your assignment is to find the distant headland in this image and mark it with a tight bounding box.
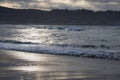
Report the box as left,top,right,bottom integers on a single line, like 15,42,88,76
0,6,120,26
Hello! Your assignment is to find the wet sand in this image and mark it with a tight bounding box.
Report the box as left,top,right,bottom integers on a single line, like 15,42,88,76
0,49,120,80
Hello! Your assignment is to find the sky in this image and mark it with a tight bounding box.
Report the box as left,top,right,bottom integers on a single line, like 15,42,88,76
0,0,120,11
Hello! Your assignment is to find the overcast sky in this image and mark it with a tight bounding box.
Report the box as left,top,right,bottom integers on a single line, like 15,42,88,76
0,0,120,11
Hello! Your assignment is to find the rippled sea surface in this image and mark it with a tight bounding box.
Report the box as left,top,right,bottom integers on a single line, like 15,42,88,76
0,25,120,59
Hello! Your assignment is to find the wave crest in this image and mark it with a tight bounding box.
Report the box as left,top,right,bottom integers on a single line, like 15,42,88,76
0,42,120,60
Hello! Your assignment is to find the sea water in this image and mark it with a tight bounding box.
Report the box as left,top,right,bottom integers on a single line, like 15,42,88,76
0,25,120,59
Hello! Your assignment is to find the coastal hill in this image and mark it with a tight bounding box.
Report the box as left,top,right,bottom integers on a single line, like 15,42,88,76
0,6,120,25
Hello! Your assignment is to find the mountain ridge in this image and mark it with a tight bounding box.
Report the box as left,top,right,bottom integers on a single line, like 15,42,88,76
0,6,120,25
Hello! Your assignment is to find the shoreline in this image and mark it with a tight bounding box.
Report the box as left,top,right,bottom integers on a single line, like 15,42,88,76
0,49,120,80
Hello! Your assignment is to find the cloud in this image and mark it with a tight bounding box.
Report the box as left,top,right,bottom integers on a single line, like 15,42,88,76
0,0,120,11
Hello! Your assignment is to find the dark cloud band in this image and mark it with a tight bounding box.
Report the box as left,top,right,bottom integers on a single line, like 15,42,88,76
0,0,120,11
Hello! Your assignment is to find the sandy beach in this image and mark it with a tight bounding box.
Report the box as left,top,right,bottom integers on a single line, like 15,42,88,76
0,49,120,80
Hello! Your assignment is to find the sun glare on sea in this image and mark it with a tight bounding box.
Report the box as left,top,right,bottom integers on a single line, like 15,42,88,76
15,26,54,44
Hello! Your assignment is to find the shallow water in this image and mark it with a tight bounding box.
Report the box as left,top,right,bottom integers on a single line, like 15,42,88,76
0,25,120,59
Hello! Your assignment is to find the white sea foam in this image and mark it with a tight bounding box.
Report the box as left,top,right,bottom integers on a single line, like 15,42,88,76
0,42,120,60
0,25,120,60
31,25,85,31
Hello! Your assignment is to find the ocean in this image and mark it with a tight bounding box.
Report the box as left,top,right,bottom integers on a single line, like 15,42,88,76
0,25,120,60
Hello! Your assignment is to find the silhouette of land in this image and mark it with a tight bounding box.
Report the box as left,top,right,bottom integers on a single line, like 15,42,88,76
0,6,120,25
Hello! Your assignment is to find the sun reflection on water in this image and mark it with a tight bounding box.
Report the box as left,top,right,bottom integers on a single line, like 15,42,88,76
8,51,47,61
8,66,44,72
14,27,55,44
0,50,96,80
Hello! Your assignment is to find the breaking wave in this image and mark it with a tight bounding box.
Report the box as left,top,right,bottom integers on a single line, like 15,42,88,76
0,41,120,60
